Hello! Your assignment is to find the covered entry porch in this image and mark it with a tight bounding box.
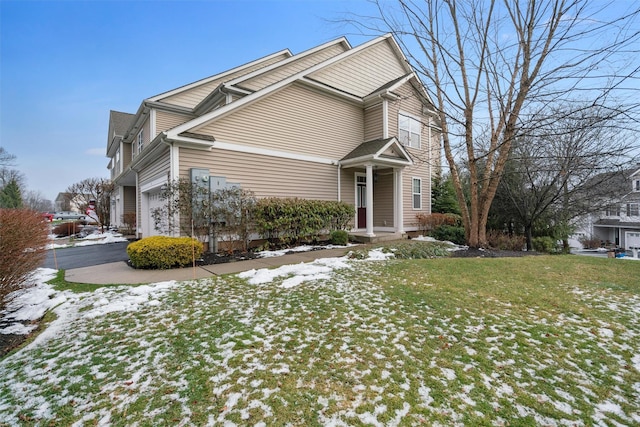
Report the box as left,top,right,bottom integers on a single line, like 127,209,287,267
339,137,413,238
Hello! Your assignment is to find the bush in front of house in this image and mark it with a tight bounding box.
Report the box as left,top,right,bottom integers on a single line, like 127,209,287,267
430,225,466,245
0,209,50,311
254,198,354,245
416,212,461,234
329,230,349,246
532,236,560,254
127,236,204,269
487,230,526,251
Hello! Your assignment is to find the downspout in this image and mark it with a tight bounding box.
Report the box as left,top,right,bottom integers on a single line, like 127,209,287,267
337,163,341,201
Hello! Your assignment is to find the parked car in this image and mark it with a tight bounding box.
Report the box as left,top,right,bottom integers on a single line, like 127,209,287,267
42,212,54,222
53,211,86,221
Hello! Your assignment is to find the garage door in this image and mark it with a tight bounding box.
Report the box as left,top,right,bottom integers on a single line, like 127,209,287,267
148,190,164,236
626,231,640,249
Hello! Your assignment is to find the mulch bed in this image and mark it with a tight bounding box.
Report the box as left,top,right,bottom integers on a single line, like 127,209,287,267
450,247,540,258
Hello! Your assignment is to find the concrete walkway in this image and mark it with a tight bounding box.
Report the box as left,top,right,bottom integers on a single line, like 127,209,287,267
64,247,355,285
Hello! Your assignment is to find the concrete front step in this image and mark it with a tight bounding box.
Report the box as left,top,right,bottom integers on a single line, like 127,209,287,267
349,232,407,244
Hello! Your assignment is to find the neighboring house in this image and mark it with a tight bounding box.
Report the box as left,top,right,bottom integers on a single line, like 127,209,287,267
54,192,86,213
574,167,640,249
106,34,441,241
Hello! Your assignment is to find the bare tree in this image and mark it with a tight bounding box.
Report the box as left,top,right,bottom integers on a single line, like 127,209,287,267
22,190,53,212
353,0,640,246
490,103,637,250
66,177,113,230
0,147,24,190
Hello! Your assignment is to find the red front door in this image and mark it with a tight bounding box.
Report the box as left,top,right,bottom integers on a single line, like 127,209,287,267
357,175,366,228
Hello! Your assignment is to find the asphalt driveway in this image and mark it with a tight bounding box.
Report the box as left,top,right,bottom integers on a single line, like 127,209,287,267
42,241,130,270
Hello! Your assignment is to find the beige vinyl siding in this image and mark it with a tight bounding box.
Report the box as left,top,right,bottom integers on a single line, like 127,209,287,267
241,44,348,91
364,103,384,141
155,110,191,135
122,142,132,169
179,147,339,200
139,146,171,184
195,83,364,159
373,172,394,226
159,54,289,109
308,40,406,97
123,186,136,216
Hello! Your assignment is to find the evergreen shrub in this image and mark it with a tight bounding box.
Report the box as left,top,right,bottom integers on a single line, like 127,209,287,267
254,198,354,245
329,230,349,245
532,236,559,254
431,225,466,245
127,236,203,269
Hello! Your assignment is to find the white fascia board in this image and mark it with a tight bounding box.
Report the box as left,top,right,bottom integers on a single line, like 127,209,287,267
145,100,195,116
630,168,640,178
167,35,391,137
146,49,293,102
363,74,414,102
224,36,351,88
170,135,216,150
212,140,337,165
387,138,412,162
340,154,412,168
297,78,363,105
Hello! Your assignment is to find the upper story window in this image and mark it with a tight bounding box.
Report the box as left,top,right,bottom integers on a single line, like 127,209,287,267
115,149,120,173
627,203,639,217
137,129,144,154
412,177,422,209
399,113,421,149
606,204,621,217
634,179,640,192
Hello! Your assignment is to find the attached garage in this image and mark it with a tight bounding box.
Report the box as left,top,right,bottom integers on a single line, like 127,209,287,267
625,231,640,249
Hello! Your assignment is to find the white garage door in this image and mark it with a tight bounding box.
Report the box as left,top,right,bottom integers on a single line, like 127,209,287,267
148,190,164,236
626,231,640,249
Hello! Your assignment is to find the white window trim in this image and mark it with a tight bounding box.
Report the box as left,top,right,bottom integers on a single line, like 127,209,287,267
137,129,144,154
634,179,640,192
412,177,422,210
398,111,422,149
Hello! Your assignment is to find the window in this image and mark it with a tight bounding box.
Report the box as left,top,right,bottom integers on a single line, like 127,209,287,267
606,205,621,217
627,203,639,217
115,149,120,173
399,114,421,149
137,129,144,154
412,178,422,209
635,180,640,191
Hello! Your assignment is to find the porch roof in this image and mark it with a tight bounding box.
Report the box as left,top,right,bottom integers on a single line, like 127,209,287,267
340,137,413,168
594,219,640,228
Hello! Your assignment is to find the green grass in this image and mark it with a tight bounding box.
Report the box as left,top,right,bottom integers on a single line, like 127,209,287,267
1,254,639,426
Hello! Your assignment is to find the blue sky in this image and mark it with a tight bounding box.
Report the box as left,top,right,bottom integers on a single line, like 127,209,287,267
0,0,377,202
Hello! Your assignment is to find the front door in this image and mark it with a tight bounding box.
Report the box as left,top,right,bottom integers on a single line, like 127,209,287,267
356,174,366,228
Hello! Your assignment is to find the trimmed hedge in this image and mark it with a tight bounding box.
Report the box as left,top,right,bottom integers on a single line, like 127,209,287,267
254,198,354,245
127,236,204,269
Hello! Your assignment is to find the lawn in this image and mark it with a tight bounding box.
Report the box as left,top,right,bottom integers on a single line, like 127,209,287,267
1,250,639,426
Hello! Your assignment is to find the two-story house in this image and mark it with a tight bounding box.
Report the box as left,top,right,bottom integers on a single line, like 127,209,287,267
106,34,441,241
588,167,640,249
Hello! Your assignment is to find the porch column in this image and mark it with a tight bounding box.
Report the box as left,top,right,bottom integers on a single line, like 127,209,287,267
366,164,375,237
395,168,404,233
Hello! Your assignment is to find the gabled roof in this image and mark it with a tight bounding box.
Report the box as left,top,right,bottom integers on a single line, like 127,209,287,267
107,110,135,156
147,49,293,103
166,34,414,139
109,110,135,135
340,137,413,167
